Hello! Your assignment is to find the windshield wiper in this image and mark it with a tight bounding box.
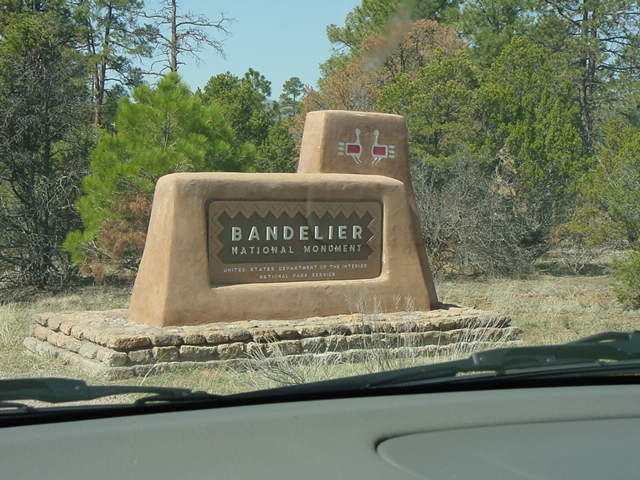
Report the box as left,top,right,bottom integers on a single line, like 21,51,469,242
237,331,640,398
0,401,37,414
364,330,640,389
0,377,224,406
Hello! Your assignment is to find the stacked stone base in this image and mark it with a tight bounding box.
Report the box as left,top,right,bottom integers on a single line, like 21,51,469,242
24,306,521,380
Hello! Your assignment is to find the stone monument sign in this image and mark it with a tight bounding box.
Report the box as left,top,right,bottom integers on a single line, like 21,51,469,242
128,110,438,327
25,111,524,379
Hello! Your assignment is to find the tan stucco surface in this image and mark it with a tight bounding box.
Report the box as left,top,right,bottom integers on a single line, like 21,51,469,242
298,110,412,184
129,110,438,326
129,173,436,326
298,110,438,305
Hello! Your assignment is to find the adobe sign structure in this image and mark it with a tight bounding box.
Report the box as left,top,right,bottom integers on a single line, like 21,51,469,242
129,111,438,327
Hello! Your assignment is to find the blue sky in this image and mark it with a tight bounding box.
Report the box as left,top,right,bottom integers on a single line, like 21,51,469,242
145,0,360,99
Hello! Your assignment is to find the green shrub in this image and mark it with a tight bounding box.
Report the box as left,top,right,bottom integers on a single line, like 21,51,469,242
0,13,93,294
612,250,640,308
65,73,256,281
567,119,640,249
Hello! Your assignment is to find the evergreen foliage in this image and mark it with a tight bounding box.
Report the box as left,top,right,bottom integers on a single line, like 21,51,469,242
0,11,93,294
564,120,640,248
376,38,585,266
376,51,479,164
256,119,298,173
200,69,300,174
613,250,640,308
64,73,255,278
71,0,156,126
476,37,585,240
458,0,537,64
279,77,304,118
326,0,459,55
200,69,275,147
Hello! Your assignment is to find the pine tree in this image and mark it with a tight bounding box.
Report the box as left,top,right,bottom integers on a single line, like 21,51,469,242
200,69,276,148
476,37,586,247
0,10,93,293
279,77,304,118
256,120,298,173
65,73,256,279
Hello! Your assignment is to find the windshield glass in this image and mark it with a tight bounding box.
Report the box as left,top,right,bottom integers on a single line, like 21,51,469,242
1,0,639,406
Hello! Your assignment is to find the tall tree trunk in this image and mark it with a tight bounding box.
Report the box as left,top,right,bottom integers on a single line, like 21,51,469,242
170,0,178,72
578,0,596,154
579,65,594,154
94,62,106,126
94,3,113,126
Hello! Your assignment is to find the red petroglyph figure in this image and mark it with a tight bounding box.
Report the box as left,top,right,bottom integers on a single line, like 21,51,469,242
337,128,362,164
371,129,396,166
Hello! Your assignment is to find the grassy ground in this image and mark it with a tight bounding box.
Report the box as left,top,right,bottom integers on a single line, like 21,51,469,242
0,286,241,400
1,267,638,398
439,274,639,345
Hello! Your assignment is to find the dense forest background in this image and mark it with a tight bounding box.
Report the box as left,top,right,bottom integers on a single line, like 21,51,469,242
1,0,639,307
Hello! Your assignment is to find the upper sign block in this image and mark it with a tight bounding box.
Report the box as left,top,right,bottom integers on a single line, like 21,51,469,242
298,110,411,186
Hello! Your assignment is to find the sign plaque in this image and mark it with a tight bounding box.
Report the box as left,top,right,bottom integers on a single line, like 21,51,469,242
208,201,382,284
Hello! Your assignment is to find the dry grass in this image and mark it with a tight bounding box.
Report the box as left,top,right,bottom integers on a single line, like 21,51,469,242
0,266,638,398
228,320,517,391
439,274,640,345
0,286,131,380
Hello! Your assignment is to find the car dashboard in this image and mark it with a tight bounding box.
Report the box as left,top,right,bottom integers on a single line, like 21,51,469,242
2,384,639,479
